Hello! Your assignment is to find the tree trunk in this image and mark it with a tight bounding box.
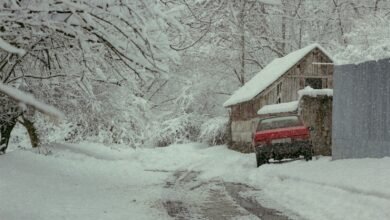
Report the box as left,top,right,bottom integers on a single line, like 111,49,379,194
238,0,246,86
374,0,381,12
0,120,17,154
281,14,286,54
19,116,40,148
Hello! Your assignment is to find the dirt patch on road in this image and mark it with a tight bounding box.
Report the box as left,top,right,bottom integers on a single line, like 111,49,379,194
163,200,190,220
162,170,291,220
224,182,289,220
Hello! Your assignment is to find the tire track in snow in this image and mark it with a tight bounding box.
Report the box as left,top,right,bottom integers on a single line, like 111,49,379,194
162,170,291,220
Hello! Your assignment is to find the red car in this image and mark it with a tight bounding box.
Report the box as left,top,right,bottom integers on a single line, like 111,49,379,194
252,115,313,167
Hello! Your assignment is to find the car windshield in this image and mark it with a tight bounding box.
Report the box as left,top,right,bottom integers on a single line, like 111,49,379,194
257,116,302,131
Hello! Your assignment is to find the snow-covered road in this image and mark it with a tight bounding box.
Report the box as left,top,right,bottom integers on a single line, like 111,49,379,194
162,169,288,219
1,143,390,220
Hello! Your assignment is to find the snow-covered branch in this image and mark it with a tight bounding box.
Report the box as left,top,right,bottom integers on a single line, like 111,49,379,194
0,37,26,56
0,83,64,119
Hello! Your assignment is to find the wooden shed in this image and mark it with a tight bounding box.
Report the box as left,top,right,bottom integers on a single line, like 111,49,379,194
224,44,333,153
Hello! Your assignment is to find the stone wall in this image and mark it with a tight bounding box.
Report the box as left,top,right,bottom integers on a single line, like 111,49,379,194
228,141,253,153
300,95,332,156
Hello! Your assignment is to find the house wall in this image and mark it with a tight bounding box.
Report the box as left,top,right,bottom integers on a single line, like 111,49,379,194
228,118,259,153
229,48,333,153
333,59,390,159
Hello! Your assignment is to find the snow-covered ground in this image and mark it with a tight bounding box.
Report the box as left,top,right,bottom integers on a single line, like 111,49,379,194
1,142,389,220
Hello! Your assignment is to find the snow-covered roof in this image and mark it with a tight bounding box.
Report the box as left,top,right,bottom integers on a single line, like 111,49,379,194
257,101,299,115
298,87,333,98
223,43,333,107
257,87,333,115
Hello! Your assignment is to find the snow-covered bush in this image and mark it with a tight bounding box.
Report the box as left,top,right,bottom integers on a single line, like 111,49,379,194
146,74,231,147
29,80,152,148
151,113,204,147
198,116,229,146
33,115,74,144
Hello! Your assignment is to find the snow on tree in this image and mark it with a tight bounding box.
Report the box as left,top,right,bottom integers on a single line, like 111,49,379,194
0,82,63,119
0,0,182,150
333,12,390,64
0,37,26,56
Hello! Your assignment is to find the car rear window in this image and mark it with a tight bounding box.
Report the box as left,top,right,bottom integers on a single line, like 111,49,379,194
257,116,302,131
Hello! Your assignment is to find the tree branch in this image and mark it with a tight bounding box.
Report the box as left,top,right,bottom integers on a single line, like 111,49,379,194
7,74,67,84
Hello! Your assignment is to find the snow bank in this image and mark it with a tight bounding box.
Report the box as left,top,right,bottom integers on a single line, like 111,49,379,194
245,158,390,220
0,143,175,220
0,83,64,119
223,44,333,107
257,101,299,115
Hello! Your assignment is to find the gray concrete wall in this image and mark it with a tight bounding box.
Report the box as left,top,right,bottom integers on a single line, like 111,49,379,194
333,59,390,159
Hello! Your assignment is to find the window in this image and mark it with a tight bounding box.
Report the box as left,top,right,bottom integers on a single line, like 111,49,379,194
276,82,282,103
277,83,282,96
305,78,322,89
257,116,302,131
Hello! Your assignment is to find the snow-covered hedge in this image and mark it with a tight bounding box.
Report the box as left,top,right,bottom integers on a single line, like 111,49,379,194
198,116,229,146
151,113,203,147
28,82,152,148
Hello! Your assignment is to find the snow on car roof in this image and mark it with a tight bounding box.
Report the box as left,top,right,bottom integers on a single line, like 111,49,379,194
223,43,333,107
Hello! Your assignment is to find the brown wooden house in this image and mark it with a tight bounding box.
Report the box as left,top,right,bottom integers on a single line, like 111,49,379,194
224,44,334,153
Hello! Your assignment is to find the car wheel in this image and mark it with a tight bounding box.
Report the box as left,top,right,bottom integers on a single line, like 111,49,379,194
274,153,281,161
256,153,261,167
304,148,313,161
256,153,268,167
